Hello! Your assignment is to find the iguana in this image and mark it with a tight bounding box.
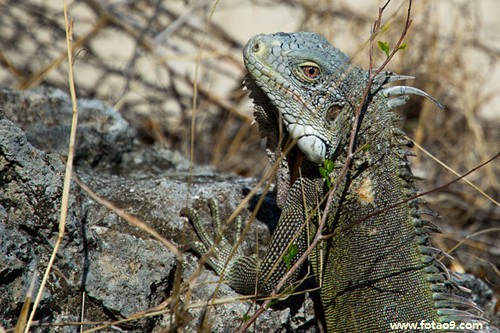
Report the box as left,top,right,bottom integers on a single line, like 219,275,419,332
183,32,487,332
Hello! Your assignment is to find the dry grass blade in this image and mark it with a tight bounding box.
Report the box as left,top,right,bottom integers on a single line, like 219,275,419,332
13,271,37,333
188,0,222,197
16,16,109,90
446,228,500,255
23,1,79,331
407,136,499,206
74,175,182,260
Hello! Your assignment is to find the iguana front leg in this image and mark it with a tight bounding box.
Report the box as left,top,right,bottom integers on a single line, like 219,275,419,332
181,199,244,276
182,177,323,297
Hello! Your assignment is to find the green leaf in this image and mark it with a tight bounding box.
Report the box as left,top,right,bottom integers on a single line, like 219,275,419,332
319,166,328,178
283,243,299,270
268,298,280,307
398,42,408,50
324,159,335,172
360,143,371,152
378,41,390,57
282,284,296,296
319,159,335,189
242,314,251,322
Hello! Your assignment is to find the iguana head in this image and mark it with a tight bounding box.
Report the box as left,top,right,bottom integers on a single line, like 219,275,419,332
243,32,354,165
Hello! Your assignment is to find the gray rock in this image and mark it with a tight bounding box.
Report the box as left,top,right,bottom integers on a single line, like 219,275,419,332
0,87,312,332
0,86,131,170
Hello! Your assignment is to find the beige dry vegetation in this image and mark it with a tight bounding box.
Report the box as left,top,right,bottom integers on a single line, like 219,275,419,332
0,0,498,331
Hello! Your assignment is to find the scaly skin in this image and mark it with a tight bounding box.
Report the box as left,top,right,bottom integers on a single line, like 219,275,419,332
184,32,485,332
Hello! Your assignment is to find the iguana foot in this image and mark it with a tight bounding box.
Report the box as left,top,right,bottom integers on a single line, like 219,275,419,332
181,198,243,276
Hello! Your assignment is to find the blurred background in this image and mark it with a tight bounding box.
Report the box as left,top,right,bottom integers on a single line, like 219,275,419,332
0,0,498,294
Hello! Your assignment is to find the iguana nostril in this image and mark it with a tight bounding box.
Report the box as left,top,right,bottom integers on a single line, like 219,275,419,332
252,42,260,52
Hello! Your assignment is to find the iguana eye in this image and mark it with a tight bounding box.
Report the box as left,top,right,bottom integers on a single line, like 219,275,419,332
301,66,320,79
296,62,321,82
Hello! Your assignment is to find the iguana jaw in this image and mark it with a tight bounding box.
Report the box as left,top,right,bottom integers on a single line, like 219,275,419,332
244,74,305,203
